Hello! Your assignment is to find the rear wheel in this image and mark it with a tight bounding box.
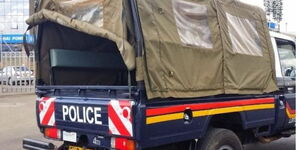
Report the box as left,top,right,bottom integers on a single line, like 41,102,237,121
197,128,243,150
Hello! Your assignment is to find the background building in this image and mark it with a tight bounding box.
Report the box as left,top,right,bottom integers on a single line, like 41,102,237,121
0,0,35,93
0,0,33,53
0,0,29,34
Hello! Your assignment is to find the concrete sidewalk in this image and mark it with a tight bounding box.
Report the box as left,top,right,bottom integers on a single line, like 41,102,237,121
0,85,34,97
0,94,62,150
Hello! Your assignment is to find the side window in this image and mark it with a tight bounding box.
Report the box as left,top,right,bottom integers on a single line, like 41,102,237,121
226,13,262,56
56,0,104,27
172,0,213,48
276,38,296,78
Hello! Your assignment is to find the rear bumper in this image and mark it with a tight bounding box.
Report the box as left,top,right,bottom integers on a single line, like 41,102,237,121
23,138,56,150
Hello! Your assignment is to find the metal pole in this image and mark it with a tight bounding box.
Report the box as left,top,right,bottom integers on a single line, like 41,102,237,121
0,30,2,94
0,30,2,63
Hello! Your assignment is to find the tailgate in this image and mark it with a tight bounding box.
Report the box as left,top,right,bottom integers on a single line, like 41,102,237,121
37,96,135,147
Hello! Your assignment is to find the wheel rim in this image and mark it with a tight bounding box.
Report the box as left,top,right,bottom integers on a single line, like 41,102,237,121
218,145,234,150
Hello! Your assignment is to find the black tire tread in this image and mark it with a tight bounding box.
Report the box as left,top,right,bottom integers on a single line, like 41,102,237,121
197,128,243,150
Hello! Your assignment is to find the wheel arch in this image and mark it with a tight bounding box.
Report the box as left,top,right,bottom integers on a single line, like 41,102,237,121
201,112,256,144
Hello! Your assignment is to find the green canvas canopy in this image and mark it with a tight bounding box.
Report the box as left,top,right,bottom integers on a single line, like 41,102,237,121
136,0,277,99
27,0,278,99
26,0,135,85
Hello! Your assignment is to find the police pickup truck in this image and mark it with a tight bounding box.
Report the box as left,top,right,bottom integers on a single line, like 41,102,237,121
22,0,295,150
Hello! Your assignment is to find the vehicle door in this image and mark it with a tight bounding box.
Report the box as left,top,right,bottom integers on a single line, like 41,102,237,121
273,37,296,129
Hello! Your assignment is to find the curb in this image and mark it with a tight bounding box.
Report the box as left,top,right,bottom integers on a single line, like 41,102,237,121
0,92,35,98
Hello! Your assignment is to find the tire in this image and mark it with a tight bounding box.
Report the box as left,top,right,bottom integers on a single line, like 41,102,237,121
197,128,243,150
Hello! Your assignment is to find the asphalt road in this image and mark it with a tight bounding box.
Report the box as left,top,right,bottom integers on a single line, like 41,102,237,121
0,94,62,150
0,94,295,150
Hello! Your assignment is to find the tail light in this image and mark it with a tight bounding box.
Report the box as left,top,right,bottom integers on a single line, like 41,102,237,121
44,128,61,140
111,137,135,150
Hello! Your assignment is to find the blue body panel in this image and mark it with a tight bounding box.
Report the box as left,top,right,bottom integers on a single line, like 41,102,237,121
137,97,276,148
283,93,296,128
35,87,295,149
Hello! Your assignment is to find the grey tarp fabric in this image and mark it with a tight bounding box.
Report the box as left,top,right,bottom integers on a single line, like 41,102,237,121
136,0,278,99
26,0,135,70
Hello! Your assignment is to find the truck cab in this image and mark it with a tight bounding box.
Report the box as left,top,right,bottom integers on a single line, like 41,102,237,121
270,31,296,130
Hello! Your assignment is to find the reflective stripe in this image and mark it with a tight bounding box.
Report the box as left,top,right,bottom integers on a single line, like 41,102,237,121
39,97,56,126
146,104,274,124
147,97,275,116
147,113,184,124
109,118,120,135
108,100,133,137
110,100,133,136
193,104,274,117
286,102,296,119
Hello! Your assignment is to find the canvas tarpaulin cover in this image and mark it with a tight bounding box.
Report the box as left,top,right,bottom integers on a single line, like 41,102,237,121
26,0,135,70
136,0,278,99
27,0,277,99
26,0,136,85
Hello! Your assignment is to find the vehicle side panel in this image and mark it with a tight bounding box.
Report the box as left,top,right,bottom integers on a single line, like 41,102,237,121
139,97,276,148
283,93,296,128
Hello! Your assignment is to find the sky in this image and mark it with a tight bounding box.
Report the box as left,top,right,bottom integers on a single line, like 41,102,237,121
240,0,296,34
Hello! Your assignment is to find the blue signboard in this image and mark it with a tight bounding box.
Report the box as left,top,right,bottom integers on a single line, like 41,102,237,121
267,22,277,30
0,34,34,44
